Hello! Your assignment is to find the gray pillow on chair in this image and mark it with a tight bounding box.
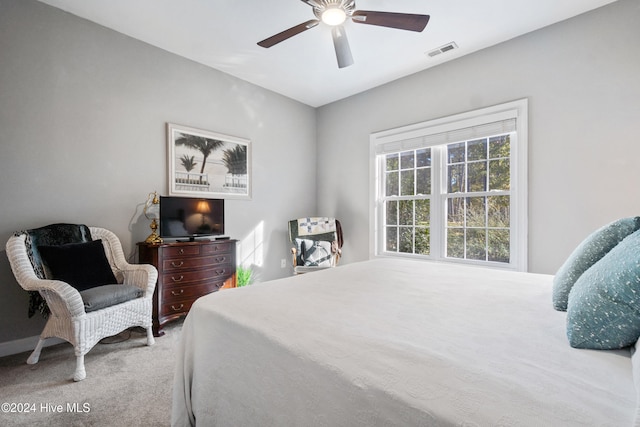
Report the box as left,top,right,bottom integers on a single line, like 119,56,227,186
80,284,143,313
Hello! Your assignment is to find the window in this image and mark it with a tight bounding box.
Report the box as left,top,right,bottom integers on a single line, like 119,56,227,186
445,135,511,263
384,148,432,255
370,100,528,271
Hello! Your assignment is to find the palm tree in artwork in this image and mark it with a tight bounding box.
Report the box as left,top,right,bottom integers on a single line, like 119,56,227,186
175,133,224,183
222,145,247,175
222,145,248,189
180,155,197,172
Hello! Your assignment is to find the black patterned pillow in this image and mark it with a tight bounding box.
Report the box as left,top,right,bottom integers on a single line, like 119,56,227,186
302,240,332,267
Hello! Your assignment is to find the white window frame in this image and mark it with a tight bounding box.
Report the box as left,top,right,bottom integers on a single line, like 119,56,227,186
369,99,528,271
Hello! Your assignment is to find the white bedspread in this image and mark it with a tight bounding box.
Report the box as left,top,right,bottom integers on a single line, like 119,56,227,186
172,258,636,426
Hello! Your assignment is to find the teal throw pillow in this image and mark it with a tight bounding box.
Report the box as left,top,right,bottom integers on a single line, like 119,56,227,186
552,217,640,311
566,229,640,349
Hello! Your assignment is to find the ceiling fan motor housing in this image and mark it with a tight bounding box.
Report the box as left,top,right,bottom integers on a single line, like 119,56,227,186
312,0,356,21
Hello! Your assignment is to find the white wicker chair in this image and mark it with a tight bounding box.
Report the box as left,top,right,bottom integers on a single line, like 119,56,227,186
5,226,157,381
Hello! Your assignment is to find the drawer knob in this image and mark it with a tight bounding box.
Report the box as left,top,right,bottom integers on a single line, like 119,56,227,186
171,304,184,311
171,289,184,296
171,275,184,282
215,269,226,276
171,261,184,267
214,257,226,263
178,249,184,255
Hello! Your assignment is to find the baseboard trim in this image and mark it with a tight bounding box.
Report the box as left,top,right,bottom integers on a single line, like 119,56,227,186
0,335,65,358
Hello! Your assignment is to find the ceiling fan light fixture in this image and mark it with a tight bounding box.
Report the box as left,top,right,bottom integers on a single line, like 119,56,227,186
258,0,430,70
321,6,347,26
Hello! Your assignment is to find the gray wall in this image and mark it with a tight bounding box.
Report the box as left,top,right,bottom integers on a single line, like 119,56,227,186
0,0,317,344
1,0,639,348
316,0,640,274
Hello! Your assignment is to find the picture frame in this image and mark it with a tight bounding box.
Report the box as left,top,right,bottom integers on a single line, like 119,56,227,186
167,123,251,200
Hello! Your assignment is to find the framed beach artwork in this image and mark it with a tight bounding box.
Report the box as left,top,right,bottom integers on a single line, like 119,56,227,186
167,123,251,200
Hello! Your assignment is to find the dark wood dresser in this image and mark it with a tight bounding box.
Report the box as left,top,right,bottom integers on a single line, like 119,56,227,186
138,239,237,336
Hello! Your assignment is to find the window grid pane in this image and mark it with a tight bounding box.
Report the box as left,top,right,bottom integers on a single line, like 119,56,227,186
386,226,398,252
488,135,510,191
400,170,415,196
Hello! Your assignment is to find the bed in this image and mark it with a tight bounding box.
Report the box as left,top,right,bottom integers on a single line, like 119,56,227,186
172,258,639,426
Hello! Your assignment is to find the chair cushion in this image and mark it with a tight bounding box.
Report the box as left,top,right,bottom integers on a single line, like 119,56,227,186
566,229,640,349
80,284,143,313
552,217,640,311
38,239,118,291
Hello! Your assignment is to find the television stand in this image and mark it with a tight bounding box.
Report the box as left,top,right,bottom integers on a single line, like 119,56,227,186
137,239,237,336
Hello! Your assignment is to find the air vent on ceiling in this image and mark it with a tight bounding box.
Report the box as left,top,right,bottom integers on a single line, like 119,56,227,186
426,42,458,58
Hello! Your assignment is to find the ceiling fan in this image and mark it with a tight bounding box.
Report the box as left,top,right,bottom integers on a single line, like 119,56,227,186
257,0,430,69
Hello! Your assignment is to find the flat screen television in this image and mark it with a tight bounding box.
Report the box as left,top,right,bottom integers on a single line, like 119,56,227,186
159,196,225,241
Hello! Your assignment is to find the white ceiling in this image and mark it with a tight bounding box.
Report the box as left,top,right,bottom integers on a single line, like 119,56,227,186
37,0,618,107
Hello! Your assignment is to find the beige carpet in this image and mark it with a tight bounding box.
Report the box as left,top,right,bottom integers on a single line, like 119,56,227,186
0,320,183,427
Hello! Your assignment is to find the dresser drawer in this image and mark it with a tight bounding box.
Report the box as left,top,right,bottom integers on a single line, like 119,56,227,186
160,282,224,315
161,265,234,288
163,245,201,258
161,281,225,302
160,298,196,317
202,242,233,255
162,254,234,272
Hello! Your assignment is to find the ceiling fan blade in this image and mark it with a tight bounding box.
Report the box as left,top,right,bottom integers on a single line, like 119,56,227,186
351,11,430,32
257,19,319,48
300,0,322,7
331,25,353,69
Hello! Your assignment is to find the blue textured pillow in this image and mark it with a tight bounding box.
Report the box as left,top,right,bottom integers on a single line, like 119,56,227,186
566,229,640,349
553,217,640,311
